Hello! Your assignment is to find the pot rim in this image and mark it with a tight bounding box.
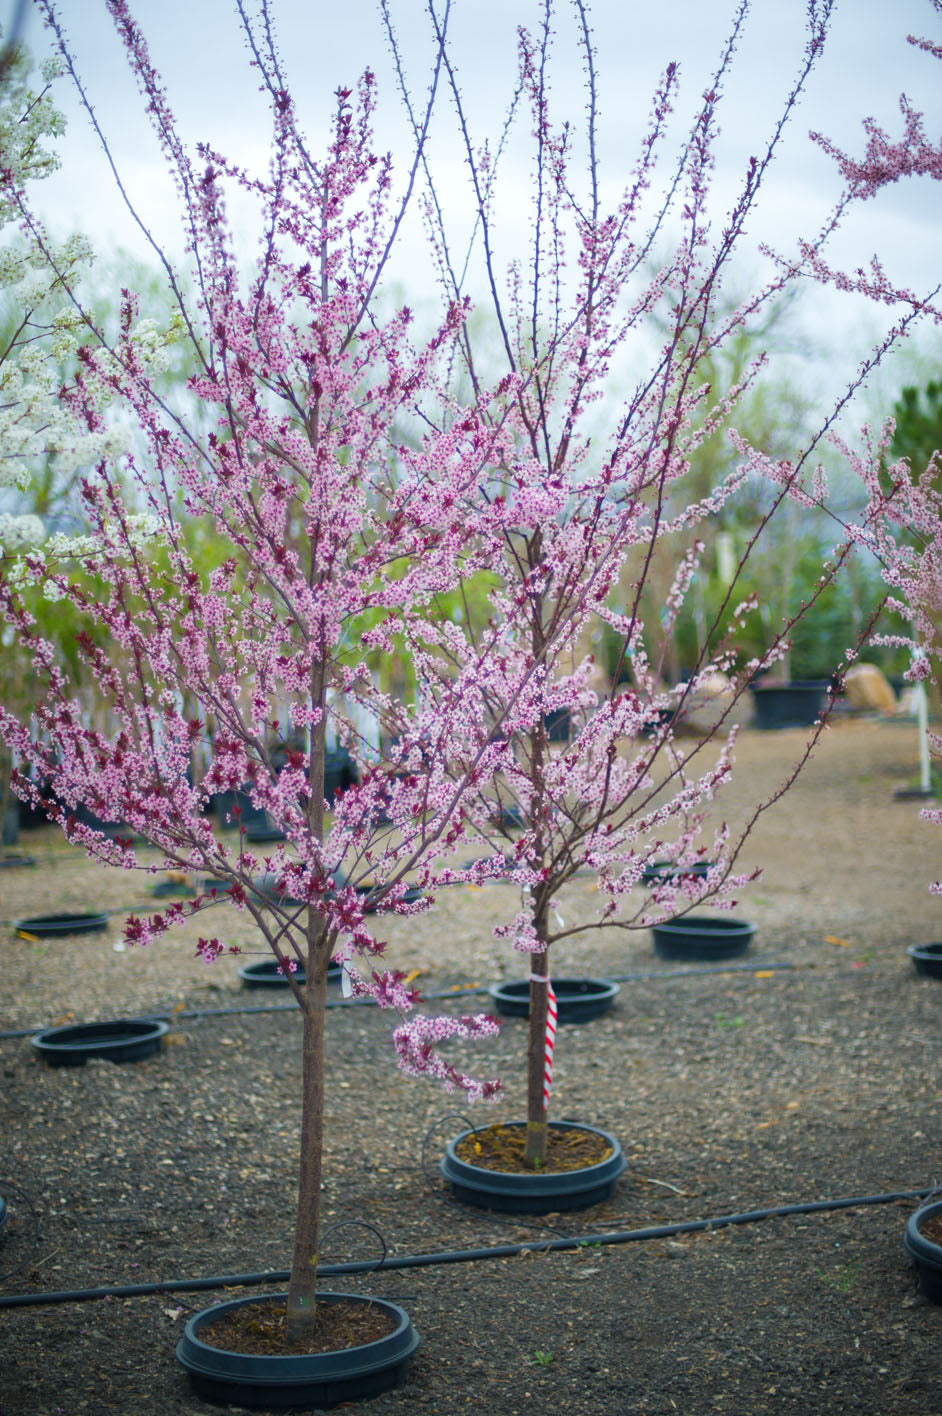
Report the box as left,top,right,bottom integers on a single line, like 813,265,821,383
489,976,619,998
652,915,756,934
13,911,110,937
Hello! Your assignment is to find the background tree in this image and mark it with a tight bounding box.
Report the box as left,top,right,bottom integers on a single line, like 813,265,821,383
891,378,942,479
624,292,809,684
884,376,942,683
0,34,117,838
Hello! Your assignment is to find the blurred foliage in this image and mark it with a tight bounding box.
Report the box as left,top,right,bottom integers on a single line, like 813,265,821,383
618,291,912,684
889,378,942,479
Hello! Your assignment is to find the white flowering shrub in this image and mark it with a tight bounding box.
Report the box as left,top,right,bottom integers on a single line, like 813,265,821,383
0,41,184,560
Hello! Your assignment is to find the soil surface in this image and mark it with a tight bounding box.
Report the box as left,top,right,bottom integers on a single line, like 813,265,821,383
1,715,941,1415
199,1297,397,1356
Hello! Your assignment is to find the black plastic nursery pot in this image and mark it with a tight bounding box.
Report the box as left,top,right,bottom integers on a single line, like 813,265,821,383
69,803,140,841
750,680,829,730
544,707,572,742
245,814,288,844
651,915,756,961
176,1291,419,1409
489,977,619,1024
238,958,343,988
152,877,196,898
31,1018,169,1067
640,706,675,738
324,746,358,806
641,859,714,886
252,872,422,915
239,959,305,988
17,793,50,830
213,788,260,829
904,1200,942,1303
354,883,424,913
13,912,109,938
907,943,942,979
251,874,304,908
0,1194,7,1236
441,1121,626,1214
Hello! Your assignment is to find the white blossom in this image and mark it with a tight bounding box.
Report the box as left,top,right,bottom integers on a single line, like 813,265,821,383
0,512,45,549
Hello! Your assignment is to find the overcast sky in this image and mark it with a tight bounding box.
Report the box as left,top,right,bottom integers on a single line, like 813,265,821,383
14,0,942,402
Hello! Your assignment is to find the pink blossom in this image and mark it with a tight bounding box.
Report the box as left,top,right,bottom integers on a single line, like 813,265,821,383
393,1013,502,1100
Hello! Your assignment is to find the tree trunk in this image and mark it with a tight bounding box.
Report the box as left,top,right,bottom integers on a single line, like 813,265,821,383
285,948,330,1340
524,540,552,1169
283,655,331,1340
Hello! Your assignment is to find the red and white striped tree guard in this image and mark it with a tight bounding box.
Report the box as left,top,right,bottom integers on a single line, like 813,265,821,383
532,973,558,1111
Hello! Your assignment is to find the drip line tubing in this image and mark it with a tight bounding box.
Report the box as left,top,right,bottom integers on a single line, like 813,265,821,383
604,961,795,982
0,992,460,1040
0,1187,928,1309
0,960,798,1041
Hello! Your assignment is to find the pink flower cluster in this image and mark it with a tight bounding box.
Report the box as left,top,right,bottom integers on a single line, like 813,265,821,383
392,1013,502,1101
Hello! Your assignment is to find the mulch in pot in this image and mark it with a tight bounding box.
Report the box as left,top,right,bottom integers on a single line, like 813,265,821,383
199,1297,396,1357
919,1212,942,1245
455,1122,613,1174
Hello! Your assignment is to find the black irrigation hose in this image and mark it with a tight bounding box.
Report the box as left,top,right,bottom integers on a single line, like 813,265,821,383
605,961,796,982
0,1187,929,1310
0,961,798,1041
0,992,453,1041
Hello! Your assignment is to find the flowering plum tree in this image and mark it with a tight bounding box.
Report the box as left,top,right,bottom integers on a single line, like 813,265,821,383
383,0,942,1165
0,1,528,1341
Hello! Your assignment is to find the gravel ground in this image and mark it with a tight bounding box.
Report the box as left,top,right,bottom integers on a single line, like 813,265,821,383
1,715,941,1415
